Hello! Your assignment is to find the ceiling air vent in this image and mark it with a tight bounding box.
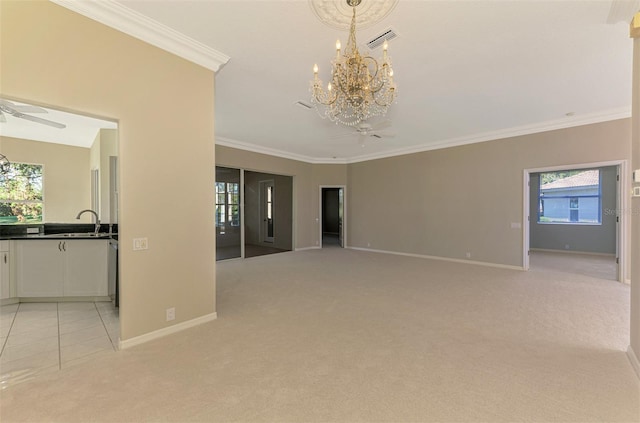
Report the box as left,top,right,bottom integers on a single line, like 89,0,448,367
366,28,399,50
295,100,312,110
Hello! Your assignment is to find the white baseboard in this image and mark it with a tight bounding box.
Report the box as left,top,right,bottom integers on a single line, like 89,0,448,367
119,312,217,350
347,247,524,271
628,345,640,379
295,246,321,251
529,248,615,257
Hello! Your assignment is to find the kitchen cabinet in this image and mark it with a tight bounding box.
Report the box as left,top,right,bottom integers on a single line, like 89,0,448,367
16,239,108,297
0,241,10,300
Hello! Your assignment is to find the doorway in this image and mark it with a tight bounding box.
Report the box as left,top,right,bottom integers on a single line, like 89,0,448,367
320,186,345,248
215,167,293,260
523,161,628,282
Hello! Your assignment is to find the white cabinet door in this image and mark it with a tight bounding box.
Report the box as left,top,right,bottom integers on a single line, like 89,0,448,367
64,240,108,296
16,240,65,297
0,250,10,300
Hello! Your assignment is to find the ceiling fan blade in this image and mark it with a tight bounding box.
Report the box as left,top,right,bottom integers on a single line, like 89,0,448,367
16,113,66,129
0,99,45,113
0,111,6,123
375,133,396,138
12,105,47,113
370,119,392,131
330,132,357,140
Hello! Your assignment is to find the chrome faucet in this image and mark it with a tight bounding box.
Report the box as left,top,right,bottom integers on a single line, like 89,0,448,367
76,209,101,235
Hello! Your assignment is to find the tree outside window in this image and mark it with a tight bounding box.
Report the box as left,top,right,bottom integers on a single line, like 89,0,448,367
215,182,239,232
0,163,44,224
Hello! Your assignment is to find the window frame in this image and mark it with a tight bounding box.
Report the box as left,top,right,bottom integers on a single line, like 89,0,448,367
0,162,45,224
537,169,602,226
215,181,240,232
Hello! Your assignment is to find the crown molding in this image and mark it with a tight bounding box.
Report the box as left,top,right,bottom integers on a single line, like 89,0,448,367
49,0,230,72
632,12,640,38
607,0,640,24
346,107,632,164
215,137,349,165
217,108,631,165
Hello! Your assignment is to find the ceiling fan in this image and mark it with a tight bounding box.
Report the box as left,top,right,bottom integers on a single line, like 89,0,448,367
0,99,66,129
331,120,395,146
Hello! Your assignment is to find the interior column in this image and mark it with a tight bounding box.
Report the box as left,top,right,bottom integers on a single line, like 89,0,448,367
629,11,640,378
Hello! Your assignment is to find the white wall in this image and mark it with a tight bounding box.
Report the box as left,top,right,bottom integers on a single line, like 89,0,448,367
1,1,216,341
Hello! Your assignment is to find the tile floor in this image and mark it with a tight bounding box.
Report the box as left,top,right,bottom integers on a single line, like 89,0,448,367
0,301,119,387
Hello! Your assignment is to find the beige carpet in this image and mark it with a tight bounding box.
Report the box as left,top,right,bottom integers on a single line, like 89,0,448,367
1,248,638,422
530,250,618,281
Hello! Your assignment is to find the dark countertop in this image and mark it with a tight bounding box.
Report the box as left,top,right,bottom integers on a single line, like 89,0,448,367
0,233,116,241
0,223,118,241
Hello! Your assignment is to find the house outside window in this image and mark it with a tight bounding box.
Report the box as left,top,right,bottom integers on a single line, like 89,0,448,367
0,163,44,224
538,169,601,225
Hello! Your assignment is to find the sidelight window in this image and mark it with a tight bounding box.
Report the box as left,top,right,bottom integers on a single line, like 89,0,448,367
215,182,240,230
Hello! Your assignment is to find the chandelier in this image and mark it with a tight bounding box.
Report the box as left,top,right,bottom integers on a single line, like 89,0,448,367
310,0,397,127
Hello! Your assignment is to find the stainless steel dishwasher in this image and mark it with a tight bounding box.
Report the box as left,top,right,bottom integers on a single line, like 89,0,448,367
108,239,119,307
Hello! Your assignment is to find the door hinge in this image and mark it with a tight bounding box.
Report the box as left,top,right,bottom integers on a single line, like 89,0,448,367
616,257,619,264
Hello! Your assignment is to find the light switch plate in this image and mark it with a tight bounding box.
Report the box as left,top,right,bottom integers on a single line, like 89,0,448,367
634,169,640,183
133,237,148,250
633,186,640,197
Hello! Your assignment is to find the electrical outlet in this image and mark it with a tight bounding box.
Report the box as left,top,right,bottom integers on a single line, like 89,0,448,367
133,237,148,250
166,307,175,321
466,252,471,258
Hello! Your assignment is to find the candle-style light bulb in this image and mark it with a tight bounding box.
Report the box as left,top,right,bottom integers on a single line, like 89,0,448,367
383,40,388,51
313,64,318,74
336,40,341,60
328,82,332,91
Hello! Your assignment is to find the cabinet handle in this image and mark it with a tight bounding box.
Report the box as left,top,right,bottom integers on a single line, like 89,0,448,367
62,241,66,252
58,242,62,252
3,253,6,264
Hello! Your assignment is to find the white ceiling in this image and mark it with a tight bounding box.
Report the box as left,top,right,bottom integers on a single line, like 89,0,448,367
0,99,117,148
10,1,640,162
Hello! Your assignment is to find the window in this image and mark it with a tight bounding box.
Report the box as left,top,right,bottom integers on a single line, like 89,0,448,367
215,182,239,231
537,169,601,224
0,163,44,224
